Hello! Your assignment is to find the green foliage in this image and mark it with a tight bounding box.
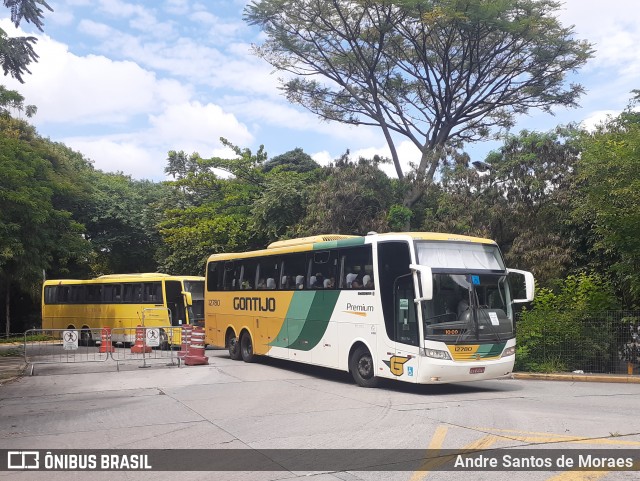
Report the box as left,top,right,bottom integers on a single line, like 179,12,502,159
262,147,320,174
300,155,395,235
246,0,592,208
423,126,582,285
387,205,413,232
0,0,53,83
158,140,268,275
515,273,620,372
80,172,164,275
574,95,640,307
252,171,310,239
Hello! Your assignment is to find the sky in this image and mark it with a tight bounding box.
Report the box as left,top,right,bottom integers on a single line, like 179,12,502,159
2,0,639,181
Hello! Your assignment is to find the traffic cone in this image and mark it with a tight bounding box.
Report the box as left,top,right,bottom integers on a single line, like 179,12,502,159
177,325,193,359
99,327,115,353
184,327,209,366
131,325,151,353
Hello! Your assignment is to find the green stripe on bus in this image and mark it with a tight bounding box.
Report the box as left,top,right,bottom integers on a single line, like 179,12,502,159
477,343,506,358
289,291,341,351
313,237,365,250
270,291,341,350
269,292,315,348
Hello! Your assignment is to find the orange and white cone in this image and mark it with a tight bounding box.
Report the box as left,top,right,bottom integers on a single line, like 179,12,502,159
131,325,151,353
184,327,209,366
177,325,193,359
99,327,115,353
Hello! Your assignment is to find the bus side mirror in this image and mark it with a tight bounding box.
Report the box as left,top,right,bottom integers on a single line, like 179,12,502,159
182,291,193,306
409,264,433,301
507,269,535,303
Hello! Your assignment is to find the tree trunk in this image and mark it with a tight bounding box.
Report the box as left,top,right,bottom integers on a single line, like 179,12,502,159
400,144,445,229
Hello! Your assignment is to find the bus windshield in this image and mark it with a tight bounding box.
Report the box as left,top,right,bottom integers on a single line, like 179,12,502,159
415,241,505,271
421,273,515,342
184,280,205,322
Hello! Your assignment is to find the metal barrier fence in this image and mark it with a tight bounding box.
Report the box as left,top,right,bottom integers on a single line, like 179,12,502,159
515,310,640,375
24,326,186,374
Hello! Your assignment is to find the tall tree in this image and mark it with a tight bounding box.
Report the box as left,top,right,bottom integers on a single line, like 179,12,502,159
80,172,164,275
245,0,592,209
574,93,640,307
425,126,581,285
159,141,268,275
1,0,53,82
0,98,90,334
300,153,395,235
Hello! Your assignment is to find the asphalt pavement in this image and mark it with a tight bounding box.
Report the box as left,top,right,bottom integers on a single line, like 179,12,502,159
0,343,638,386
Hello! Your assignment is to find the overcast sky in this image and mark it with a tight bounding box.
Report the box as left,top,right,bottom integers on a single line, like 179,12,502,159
2,0,639,180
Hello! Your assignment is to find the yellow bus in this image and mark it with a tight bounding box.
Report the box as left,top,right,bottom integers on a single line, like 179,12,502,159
204,232,534,387
42,273,205,345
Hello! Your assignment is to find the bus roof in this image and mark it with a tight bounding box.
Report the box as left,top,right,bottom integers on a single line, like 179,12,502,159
43,273,204,285
206,232,496,262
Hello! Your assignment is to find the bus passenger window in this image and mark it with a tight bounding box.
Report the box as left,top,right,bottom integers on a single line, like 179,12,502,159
339,245,373,289
257,259,280,290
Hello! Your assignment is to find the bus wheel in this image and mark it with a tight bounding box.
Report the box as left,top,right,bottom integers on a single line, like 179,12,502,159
227,333,242,360
80,328,93,347
240,332,255,363
349,346,379,388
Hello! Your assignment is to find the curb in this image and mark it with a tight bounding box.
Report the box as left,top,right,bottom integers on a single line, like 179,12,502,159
513,372,640,383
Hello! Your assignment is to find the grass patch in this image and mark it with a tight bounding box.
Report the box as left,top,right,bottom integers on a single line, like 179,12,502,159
0,334,54,344
0,347,23,357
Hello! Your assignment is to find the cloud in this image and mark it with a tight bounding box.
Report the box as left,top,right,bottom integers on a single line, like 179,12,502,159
311,141,422,179
59,101,253,180
580,110,620,132
148,101,253,150
0,26,192,125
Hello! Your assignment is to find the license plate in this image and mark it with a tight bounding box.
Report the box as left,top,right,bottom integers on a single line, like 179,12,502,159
470,367,485,374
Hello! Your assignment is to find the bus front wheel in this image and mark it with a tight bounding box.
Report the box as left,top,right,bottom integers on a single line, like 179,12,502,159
227,333,242,360
240,332,255,363
349,346,379,388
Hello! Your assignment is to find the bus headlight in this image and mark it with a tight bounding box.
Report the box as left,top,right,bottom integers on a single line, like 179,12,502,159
420,348,451,360
501,346,516,358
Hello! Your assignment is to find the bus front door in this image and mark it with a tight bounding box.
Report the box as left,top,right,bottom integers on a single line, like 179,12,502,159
165,281,187,326
392,275,421,382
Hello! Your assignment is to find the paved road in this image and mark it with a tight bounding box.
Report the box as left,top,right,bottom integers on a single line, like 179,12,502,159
0,350,639,481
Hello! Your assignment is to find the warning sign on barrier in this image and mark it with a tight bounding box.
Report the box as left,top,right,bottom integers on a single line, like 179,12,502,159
146,328,160,347
62,330,79,351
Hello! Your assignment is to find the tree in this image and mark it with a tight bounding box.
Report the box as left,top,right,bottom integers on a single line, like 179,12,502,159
0,100,90,334
0,0,53,83
245,0,592,209
159,141,269,274
262,147,320,174
300,153,395,235
80,172,164,275
424,126,581,285
575,93,640,307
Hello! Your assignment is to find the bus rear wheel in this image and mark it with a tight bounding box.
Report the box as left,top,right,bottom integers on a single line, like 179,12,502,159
240,332,255,363
227,332,242,360
349,346,379,388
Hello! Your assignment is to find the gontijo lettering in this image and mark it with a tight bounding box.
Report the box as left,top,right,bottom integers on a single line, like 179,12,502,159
233,297,276,312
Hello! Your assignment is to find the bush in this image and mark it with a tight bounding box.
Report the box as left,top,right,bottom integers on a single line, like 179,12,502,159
516,273,622,372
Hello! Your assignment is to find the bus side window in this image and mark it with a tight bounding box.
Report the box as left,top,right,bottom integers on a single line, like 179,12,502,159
339,245,373,289
241,259,259,290
257,258,280,290
281,253,307,290
207,262,221,291
223,261,241,291
310,251,337,290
